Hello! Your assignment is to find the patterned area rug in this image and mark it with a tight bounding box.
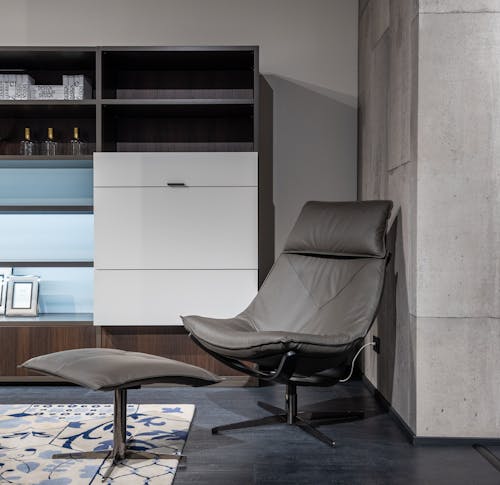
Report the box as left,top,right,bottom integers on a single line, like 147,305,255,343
0,403,194,484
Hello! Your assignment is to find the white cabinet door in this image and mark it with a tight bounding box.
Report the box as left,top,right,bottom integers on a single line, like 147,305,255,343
94,186,257,269
94,269,258,326
94,152,257,187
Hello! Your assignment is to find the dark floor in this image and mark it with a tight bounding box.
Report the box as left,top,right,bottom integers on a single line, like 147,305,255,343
0,381,499,485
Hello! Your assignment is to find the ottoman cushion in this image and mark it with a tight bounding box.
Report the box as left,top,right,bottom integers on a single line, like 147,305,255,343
20,348,221,391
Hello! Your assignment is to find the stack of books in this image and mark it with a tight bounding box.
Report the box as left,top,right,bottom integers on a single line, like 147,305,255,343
62,75,92,100
0,74,92,100
0,74,34,100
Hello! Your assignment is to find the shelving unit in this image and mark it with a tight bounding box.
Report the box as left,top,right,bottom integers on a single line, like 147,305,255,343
0,45,264,381
100,47,257,153
0,46,258,156
0,47,96,157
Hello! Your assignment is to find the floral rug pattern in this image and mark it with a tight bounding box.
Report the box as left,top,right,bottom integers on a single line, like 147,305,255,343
0,403,194,484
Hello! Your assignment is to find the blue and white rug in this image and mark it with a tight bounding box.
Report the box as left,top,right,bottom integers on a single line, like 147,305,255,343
0,403,194,484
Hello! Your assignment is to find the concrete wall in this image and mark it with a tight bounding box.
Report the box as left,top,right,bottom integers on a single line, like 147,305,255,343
359,0,419,432
416,0,500,438
0,0,359,255
360,0,500,438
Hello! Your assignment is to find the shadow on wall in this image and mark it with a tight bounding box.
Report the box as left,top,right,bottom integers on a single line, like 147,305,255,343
377,208,412,418
258,76,275,286
262,75,357,257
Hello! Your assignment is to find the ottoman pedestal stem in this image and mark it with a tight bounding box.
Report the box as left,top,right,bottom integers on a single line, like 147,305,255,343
52,387,186,482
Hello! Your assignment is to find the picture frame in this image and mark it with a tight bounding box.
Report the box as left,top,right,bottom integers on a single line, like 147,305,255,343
5,275,40,317
0,267,13,315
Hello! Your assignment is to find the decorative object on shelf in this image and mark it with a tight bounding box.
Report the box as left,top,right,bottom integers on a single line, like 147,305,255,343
0,267,13,315
63,74,92,100
29,84,65,100
5,274,40,317
70,126,85,156
0,73,92,101
43,127,57,156
0,73,33,100
19,127,35,156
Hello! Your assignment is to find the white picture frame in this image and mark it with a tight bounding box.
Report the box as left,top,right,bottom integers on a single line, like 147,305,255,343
5,275,40,317
0,267,13,315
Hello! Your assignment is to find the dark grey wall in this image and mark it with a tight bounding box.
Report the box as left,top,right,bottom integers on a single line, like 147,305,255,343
266,76,357,254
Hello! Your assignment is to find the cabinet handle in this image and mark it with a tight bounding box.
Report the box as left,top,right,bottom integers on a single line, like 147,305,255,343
166,182,187,187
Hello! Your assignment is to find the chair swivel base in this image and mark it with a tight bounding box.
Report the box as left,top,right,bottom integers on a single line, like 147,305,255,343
212,382,364,447
52,388,185,482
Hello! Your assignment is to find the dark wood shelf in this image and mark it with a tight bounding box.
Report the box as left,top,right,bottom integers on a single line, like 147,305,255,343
102,98,253,105
0,100,96,106
0,104,96,118
0,261,93,267
110,142,254,152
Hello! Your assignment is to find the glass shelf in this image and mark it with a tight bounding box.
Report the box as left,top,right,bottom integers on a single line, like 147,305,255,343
0,261,93,267
0,157,93,168
0,313,93,325
0,205,93,213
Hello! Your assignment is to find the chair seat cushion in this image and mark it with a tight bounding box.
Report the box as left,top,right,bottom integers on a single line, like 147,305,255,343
182,315,354,360
20,348,220,391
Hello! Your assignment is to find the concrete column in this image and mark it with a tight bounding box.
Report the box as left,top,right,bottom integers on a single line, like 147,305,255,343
359,0,500,438
416,0,500,438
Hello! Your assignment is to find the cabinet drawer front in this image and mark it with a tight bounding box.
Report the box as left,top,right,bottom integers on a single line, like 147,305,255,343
95,186,257,269
94,152,257,187
94,269,257,326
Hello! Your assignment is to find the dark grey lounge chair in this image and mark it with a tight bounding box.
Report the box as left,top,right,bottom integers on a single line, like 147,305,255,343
21,348,220,481
182,200,392,446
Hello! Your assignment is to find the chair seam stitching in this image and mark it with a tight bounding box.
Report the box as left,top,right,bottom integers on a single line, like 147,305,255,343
317,260,372,310
285,255,320,309
195,334,352,351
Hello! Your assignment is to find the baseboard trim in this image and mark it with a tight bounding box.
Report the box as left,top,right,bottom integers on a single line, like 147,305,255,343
414,436,500,446
361,375,500,446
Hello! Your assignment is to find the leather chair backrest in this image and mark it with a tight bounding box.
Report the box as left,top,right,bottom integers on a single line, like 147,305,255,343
284,200,392,258
240,201,392,341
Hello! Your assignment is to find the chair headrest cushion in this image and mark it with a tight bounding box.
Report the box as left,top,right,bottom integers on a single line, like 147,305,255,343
284,200,393,258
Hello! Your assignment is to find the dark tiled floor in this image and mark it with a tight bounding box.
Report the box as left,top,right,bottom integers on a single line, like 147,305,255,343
0,381,498,484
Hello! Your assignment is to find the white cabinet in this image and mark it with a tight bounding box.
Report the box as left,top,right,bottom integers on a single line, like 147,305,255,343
94,187,257,269
94,152,258,187
95,270,257,326
94,152,258,326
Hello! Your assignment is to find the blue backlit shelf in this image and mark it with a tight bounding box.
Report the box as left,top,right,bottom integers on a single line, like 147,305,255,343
0,157,93,169
0,313,93,325
0,205,93,213
0,260,93,267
